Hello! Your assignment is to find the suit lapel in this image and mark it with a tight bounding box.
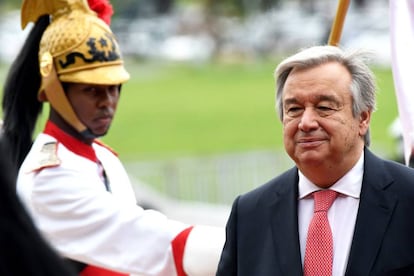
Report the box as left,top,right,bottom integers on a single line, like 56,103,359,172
269,168,303,276
345,149,397,275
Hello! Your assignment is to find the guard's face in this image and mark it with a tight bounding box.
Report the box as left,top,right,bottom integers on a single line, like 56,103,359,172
281,62,370,185
66,83,120,137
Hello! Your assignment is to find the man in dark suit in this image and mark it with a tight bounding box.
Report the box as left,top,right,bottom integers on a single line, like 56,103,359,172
216,45,414,276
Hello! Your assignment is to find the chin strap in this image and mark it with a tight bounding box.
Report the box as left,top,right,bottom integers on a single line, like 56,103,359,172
40,52,96,139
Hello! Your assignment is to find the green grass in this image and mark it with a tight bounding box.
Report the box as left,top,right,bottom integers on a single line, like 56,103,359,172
0,60,400,162
104,60,282,161
104,61,399,161
369,67,399,158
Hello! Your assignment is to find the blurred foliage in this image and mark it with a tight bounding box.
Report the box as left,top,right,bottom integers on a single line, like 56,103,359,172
0,0,283,18
0,0,20,10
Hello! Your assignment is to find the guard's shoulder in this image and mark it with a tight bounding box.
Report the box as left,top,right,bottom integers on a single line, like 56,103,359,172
94,139,118,156
30,141,61,171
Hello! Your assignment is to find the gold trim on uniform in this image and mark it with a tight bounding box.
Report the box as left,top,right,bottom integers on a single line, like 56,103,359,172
38,142,61,168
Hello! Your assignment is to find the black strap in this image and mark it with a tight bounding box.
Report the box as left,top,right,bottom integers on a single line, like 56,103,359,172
97,160,111,192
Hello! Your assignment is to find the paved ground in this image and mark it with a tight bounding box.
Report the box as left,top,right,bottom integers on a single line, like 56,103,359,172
132,175,230,227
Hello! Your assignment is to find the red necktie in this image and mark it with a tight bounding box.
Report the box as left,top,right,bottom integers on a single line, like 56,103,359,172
304,190,338,276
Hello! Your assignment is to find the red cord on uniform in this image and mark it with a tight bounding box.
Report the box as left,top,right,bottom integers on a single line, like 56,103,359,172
172,226,194,276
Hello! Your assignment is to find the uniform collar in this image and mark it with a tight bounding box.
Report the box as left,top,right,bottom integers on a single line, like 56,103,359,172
298,151,364,199
44,120,98,162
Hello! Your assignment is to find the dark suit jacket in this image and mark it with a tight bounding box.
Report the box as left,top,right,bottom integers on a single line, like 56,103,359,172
217,148,414,276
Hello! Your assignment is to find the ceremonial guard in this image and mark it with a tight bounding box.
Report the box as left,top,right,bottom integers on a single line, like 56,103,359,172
1,0,224,275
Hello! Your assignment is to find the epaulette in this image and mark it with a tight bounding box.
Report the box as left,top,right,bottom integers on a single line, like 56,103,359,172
35,141,61,170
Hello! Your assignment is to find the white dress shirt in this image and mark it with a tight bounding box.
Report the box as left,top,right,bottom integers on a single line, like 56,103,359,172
298,152,364,276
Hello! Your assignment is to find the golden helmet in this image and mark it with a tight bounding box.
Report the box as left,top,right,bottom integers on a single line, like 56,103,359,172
21,0,129,135
22,0,130,90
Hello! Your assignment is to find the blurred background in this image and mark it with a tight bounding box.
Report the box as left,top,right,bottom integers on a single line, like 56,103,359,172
0,0,398,225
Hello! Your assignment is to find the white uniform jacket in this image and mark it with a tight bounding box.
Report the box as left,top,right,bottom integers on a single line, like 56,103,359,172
17,121,224,276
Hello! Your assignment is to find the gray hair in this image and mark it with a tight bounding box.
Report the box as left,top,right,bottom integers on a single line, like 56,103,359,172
274,45,377,146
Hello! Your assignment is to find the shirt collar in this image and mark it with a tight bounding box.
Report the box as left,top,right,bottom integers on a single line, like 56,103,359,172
298,151,364,199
